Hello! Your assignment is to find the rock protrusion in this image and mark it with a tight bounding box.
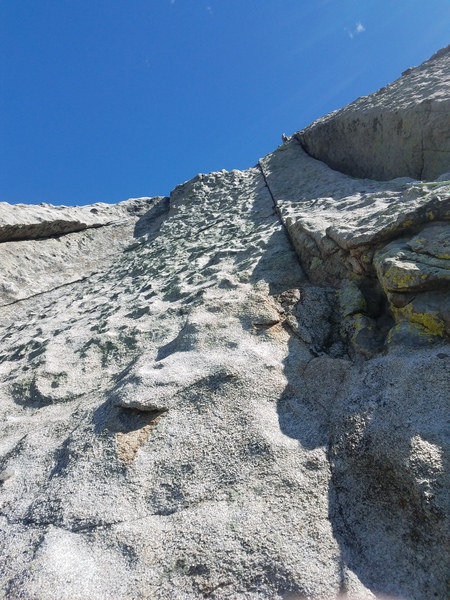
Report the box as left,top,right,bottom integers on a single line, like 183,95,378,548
375,222,450,340
261,139,450,348
296,45,450,181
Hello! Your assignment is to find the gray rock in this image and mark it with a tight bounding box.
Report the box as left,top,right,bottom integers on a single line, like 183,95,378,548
338,282,367,318
408,221,450,259
374,238,450,293
260,140,450,286
0,197,156,242
0,196,168,305
297,45,450,181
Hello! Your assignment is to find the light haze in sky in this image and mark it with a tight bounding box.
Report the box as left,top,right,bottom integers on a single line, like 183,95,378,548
1,0,449,205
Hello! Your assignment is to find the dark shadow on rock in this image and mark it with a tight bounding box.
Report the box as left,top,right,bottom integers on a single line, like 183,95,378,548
93,398,165,435
155,322,193,361
325,363,450,600
276,313,450,599
10,377,53,408
132,196,170,240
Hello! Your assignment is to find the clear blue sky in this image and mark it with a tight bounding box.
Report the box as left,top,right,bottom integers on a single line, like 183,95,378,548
1,0,449,206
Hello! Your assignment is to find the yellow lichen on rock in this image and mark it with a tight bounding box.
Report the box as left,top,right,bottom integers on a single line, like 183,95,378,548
393,303,446,337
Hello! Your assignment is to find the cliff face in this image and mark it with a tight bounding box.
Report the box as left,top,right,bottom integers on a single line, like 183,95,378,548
297,45,450,182
0,49,449,600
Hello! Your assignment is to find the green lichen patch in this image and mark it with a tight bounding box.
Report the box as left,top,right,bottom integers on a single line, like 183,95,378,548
77,328,141,367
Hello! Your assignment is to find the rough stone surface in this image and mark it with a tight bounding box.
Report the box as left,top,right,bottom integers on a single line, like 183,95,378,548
0,198,157,242
260,138,450,345
408,221,450,259
375,237,450,294
0,197,168,305
297,45,450,181
0,47,449,600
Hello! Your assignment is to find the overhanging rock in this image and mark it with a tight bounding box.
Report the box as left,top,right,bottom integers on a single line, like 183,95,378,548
297,45,450,182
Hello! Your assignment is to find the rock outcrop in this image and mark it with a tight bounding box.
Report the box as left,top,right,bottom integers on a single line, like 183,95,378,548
0,48,449,600
297,45,450,182
261,139,450,351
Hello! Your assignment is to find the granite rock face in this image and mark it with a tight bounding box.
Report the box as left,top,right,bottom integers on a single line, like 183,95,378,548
297,45,450,182
0,48,449,600
0,197,167,306
260,139,450,349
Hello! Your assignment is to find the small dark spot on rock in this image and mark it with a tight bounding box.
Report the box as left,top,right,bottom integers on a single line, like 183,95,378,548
188,564,210,577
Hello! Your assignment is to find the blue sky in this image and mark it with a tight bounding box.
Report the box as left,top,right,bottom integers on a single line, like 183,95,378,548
1,1,450,206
